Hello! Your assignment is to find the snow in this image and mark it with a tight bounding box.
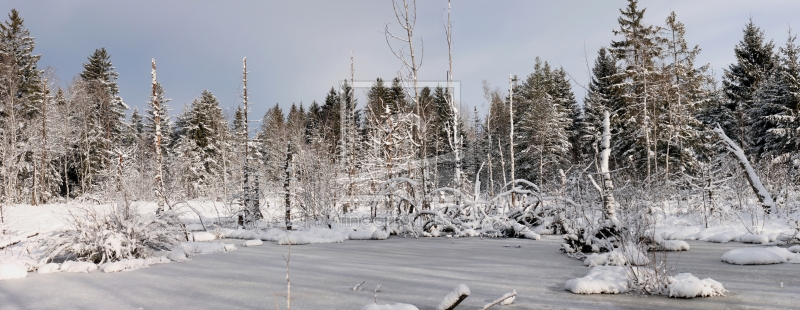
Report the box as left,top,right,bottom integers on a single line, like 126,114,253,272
735,233,769,244
789,245,800,253
181,242,236,255
0,261,27,280
185,224,206,231
190,231,216,242
667,273,727,298
721,247,799,265
435,284,470,310
706,231,741,243
565,266,629,294
361,304,419,310
583,247,649,267
100,259,149,273
482,289,516,308
37,263,61,274
661,240,690,251
59,261,98,273
1,237,800,308
242,239,263,247
522,231,541,240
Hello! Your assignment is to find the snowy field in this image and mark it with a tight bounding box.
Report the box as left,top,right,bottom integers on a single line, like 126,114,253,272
0,235,797,309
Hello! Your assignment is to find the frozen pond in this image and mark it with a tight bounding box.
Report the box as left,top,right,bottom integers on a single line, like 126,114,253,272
0,236,797,309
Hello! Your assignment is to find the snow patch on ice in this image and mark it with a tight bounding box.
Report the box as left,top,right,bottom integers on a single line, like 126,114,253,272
242,239,263,247
788,245,800,253
706,231,742,243
565,266,629,294
735,233,769,244
661,240,690,251
721,247,798,265
60,261,98,273
37,263,61,274
668,273,726,298
0,261,28,280
361,304,419,310
181,242,236,255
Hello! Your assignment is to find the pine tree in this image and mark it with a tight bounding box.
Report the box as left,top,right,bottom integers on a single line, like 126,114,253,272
610,0,664,180
79,48,128,192
722,19,776,151
581,47,624,162
753,29,800,158
0,9,42,117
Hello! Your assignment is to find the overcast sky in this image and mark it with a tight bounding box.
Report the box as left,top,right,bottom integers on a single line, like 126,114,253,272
4,0,800,122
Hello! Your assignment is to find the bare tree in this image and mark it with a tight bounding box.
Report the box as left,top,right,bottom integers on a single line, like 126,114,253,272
151,59,166,212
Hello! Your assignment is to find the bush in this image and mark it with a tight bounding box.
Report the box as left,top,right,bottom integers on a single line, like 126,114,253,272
44,202,186,264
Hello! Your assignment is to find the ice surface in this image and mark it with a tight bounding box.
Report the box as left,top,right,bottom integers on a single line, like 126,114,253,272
361,304,419,310
2,238,800,309
667,273,726,298
0,262,27,280
721,247,797,265
565,266,629,294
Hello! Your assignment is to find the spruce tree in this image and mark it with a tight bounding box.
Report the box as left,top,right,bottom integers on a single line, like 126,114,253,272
722,19,776,150
581,47,624,162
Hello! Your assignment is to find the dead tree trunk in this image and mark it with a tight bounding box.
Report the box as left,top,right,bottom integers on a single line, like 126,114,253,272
713,125,776,214
284,141,293,230
152,59,166,213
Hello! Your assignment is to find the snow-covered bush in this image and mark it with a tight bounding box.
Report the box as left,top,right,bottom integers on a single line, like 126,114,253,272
43,202,186,264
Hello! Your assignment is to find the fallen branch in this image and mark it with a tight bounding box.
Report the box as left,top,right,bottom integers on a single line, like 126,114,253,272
436,284,470,310
0,231,39,249
482,290,516,309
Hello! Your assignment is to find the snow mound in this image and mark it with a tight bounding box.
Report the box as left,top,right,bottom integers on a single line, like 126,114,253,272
436,284,470,310
181,242,236,255
787,245,800,253
706,231,741,243
736,233,769,244
688,231,713,241
349,224,390,240
60,261,98,273
361,304,419,310
522,231,541,240
584,248,649,267
668,273,726,298
100,258,149,273
661,240,690,251
0,261,28,280
565,266,629,294
721,247,797,265
37,263,61,274
277,227,349,245
242,239,263,247
220,228,262,240
190,231,216,242
145,256,172,265
167,249,188,262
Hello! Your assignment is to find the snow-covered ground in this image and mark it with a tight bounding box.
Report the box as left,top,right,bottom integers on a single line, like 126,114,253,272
0,236,797,309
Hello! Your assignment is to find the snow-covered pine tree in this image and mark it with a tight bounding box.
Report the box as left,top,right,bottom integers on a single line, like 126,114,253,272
722,19,777,152
751,29,800,159
80,48,128,196
515,59,574,189
581,47,624,163
610,0,664,180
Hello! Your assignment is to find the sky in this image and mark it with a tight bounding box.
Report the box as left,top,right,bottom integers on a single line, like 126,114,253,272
3,0,800,124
